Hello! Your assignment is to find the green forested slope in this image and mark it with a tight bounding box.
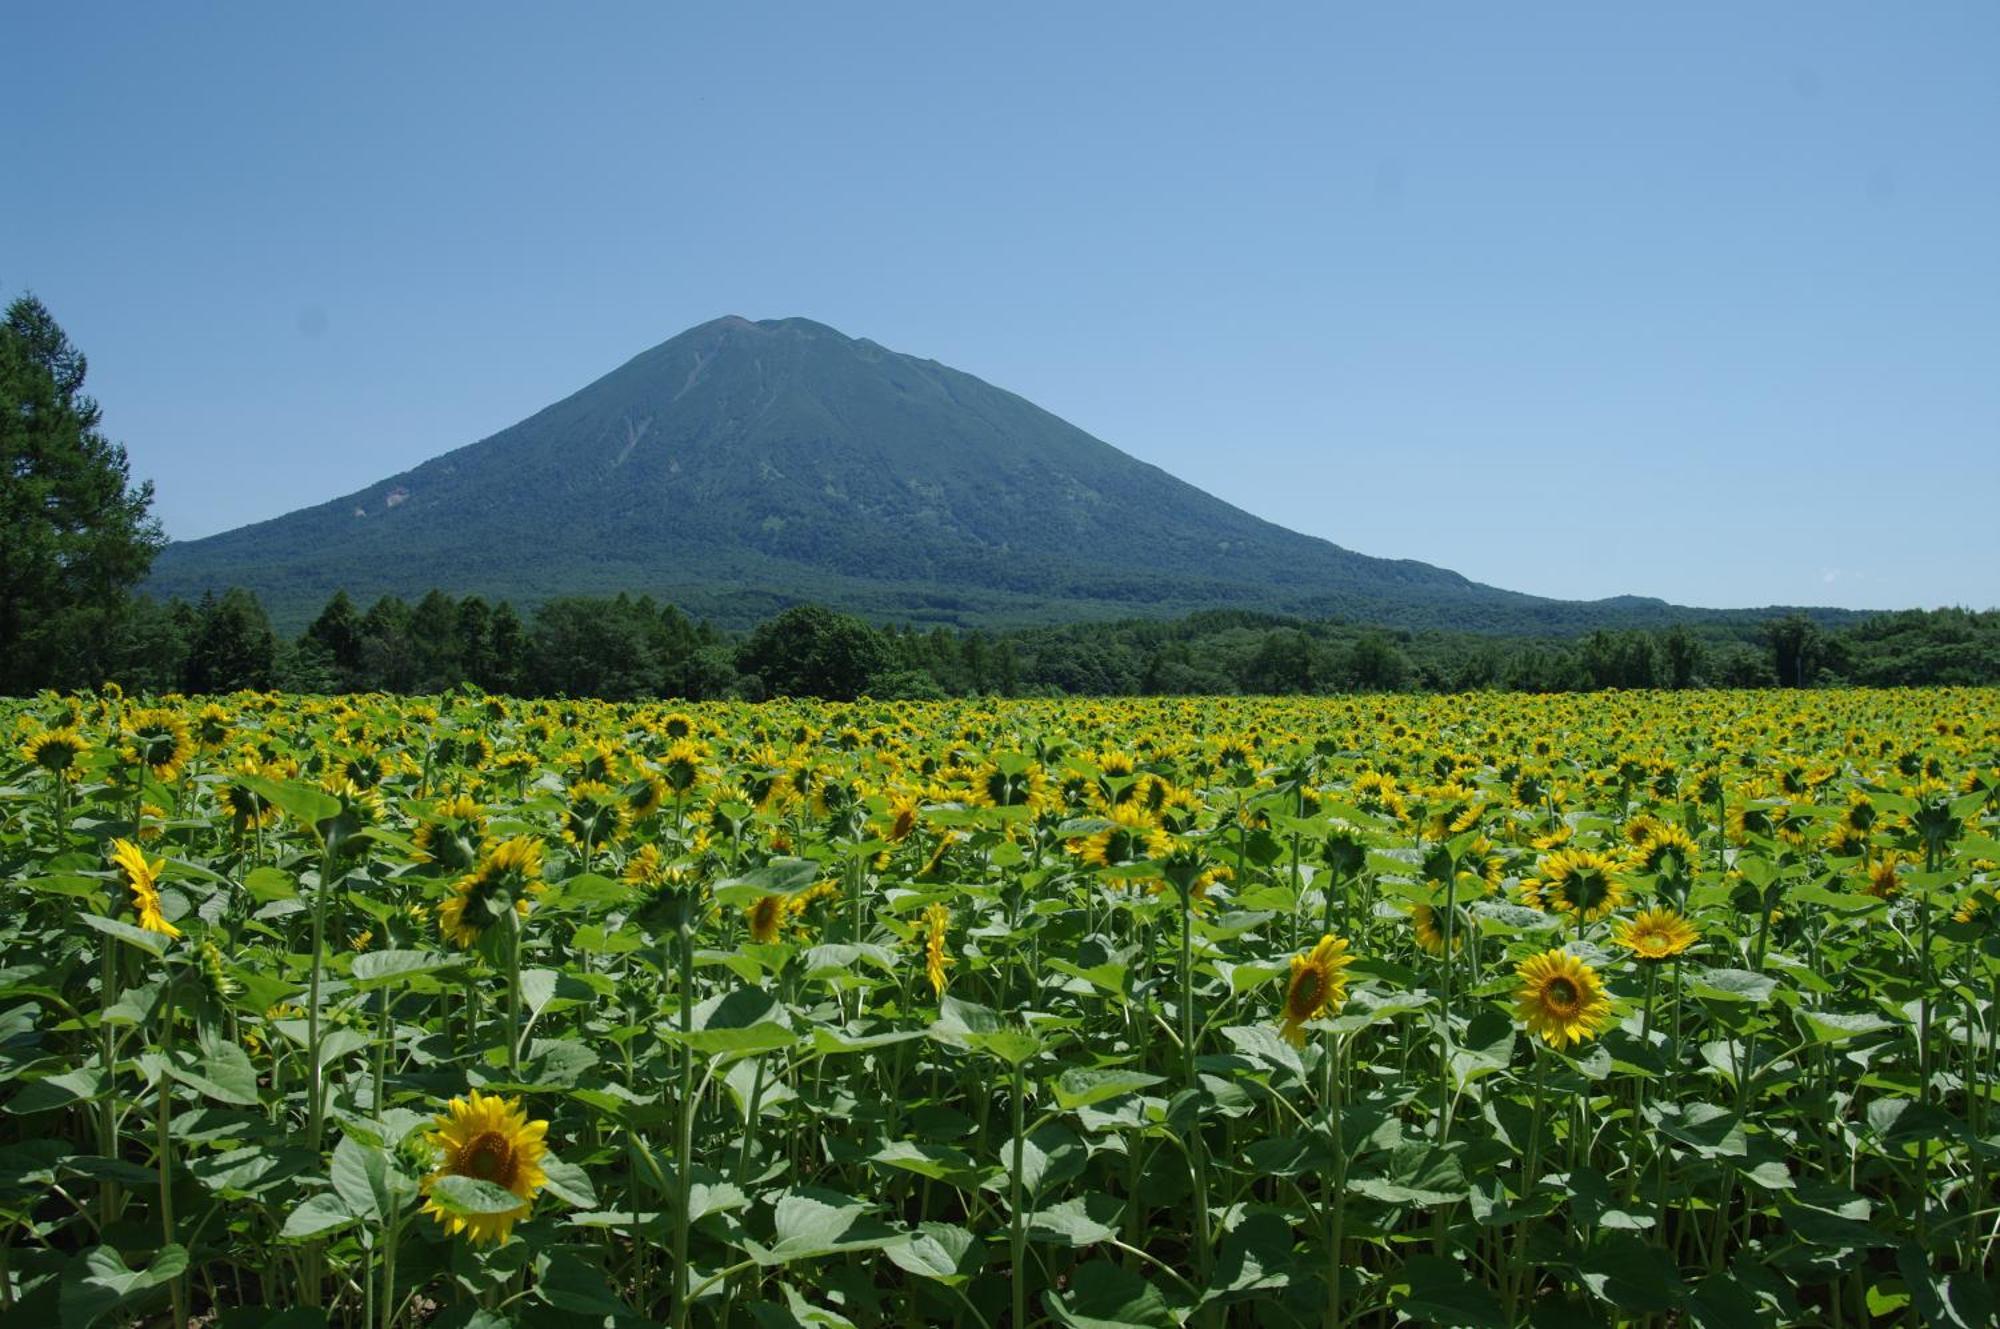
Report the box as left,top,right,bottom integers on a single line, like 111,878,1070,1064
149,316,1857,634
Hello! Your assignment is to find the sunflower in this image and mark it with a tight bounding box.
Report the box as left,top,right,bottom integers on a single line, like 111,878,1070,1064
195,938,238,1002
1955,886,1998,927
338,746,392,790
1864,853,1903,900
561,780,628,853
1511,768,1555,811
1630,822,1699,881
624,845,704,932
1418,783,1484,841
1214,736,1256,768
220,764,282,834
1687,767,1727,807
1529,824,1573,853
1350,770,1400,816
1320,825,1368,879
1155,784,1205,834
746,893,786,944
1770,803,1814,848
1621,814,1668,848
1611,908,1699,961
880,792,921,843
972,760,1047,810
566,742,626,787
1901,779,1964,856
1191,862,1233,910
21,728,89,781
655,740,706,796
109,837,180,938
916,830,960,879
1410,904,1464,955
1841,790,1878,835
121,709,193,781
1421,836,1504,898
1728,803,1776,844
1523,849,1627,922
1096,750,1138,782
621,842,670,888
785,880,841,927
1513,949,1612,1048
1278,934,1353,1047
1073,804,1172,870
703,785,753,841
921,902,953,997
439,836,546,949
420,1091,549,1245
413,795,487,872
1455,836,1508,895
192,703,234,752
626,774,670,820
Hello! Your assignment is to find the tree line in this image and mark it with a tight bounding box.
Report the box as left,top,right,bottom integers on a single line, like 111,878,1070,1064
34,586,2000,701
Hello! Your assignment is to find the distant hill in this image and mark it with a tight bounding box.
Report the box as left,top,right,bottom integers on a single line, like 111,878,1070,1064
148,315,1862,634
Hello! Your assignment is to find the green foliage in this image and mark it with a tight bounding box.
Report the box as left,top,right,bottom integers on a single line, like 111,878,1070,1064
737,605,888,702
21,589,2000,701
182,589,278,693
2,685,1995,1326
0,294,165,692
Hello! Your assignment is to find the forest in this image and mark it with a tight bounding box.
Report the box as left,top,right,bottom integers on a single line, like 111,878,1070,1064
33,584,2000,702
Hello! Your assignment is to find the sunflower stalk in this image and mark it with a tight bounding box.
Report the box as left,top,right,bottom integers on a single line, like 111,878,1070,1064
379,1208,407,1329
1629,959,1659,1207
1178,884,1214,1287
1510,1044,1549,1316
1322,1031,1348,1329
505,906,523,1078
97,929,122,1223
1437,862,1458,1147
1008,1056,1028,1329
671,920,695,1329
302,845,340,1306
155,974,187,1329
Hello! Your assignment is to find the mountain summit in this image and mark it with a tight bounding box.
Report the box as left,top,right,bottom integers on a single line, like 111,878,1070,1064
150,317,1630,629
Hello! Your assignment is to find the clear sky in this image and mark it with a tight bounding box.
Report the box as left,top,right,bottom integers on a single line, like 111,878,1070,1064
5,4,1995,612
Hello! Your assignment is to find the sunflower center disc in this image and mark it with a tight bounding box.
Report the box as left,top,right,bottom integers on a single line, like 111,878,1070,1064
463,1132,513,1183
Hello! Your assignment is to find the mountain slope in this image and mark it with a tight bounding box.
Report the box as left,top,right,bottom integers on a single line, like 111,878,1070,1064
147,316,1835,633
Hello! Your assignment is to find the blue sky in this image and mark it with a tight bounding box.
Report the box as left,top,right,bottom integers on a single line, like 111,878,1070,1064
5,4,1995,612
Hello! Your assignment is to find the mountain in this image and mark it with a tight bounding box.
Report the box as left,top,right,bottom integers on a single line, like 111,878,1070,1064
147,316,1852,634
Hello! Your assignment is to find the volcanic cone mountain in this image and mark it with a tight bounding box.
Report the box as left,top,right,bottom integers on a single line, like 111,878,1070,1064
150,316,1678,630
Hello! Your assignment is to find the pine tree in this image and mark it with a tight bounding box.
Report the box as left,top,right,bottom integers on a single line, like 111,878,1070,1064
0,294,165,691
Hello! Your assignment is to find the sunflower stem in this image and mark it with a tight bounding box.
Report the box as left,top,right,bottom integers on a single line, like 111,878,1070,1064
505,908,522,1078
1512,1044,1549,1316
303,845,339,1306
672,921,695,1329
97,926,121,1224
156,975,186,1329
380,1212,402,1329
1630,960,1658,1206
1916,850,1935,1245
1179,888,1214,1286
1437,866,1457,1146
1009,1056,1027,1329
1323,1032,1347,1329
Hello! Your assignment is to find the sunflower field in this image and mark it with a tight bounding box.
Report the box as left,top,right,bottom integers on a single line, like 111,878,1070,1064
2,687,1997,1328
